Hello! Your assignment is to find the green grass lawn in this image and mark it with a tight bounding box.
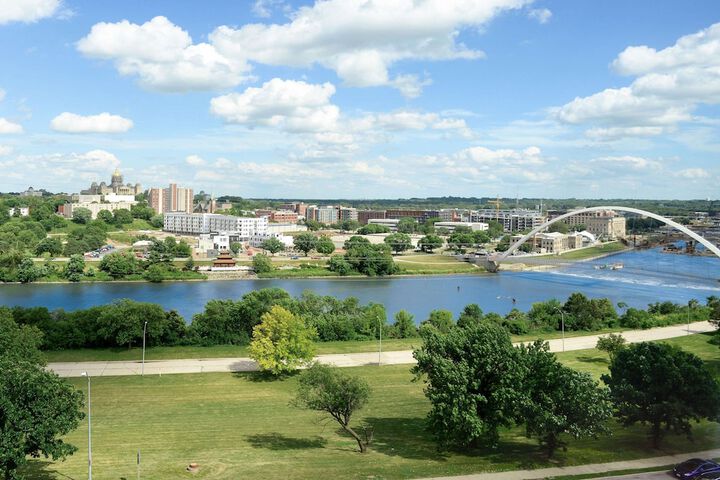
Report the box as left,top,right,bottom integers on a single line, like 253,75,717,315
394,254,482,274
25,334,720,479
553,242,628,261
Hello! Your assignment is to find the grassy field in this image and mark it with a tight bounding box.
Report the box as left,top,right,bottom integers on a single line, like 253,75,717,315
394,254,482,274
43,326,688,362
553,242,628,261
25,333,720,480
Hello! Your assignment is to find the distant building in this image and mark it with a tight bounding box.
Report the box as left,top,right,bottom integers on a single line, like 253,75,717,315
306,205,339,224
385,209,441,223
163,213,269,239
81,169,142,196
358,210,386,225
194,192,217,214
368,218,400,232
20,187,43,197
434,221,488,232
464,209,545,232
148,183,194,214
211,250,238,271
279,202,308,217
339,207,358,222
270,210,298,223
561,209,626,239
8,207,29,217
59,201,136,220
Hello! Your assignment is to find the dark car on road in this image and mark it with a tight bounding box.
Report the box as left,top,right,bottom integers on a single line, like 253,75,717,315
674,459,720,479
695,471,720,480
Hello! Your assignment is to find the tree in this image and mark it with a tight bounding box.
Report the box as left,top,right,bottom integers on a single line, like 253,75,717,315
249,306,316,375
96,209,114,224
602,342,720,448
71,207,92,224
413,320,524,448
261,237,285,255
150,214,164,228
143,263,166,282
183,256,195,271
99,252,138,279
62,237,90,256
418,234,443,253
229,242,243,255
384,233,412,254
63,254,85,282
708,296,720,325
421,309,454,334
294,232,318,256
96,299,175,349
16,258,41,283
344,243,397,276
520,340,612,457
328,254,352,275
0,308,45,366
447,232,474,253
392,310,417,338
293,363,371,452
0,359,84,480
596,333,627,361
357,224,390,234
548,222,569,234
315,236,336,255
252,253,273,273
112,208,133,226
457,304,483,328
34,237,63,256
304,219,323,231
397,217,417,233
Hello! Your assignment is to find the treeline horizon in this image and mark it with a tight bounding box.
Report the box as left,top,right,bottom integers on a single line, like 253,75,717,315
2,289,717,352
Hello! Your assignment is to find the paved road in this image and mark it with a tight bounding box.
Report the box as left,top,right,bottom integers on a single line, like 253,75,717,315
48,321,714,378
417,448,718,480
596,472,673,480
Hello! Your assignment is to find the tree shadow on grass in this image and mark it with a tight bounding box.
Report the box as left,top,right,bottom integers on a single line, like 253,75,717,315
19,460,77,480
576,355,609,365
363,417,551,469
245,432,327,450
233,370,300,383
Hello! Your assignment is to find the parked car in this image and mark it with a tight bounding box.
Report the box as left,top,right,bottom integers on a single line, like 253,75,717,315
673,459,720,479
695,472,720,480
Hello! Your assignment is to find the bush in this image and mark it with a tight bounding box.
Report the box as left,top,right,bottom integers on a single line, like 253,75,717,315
252,254,273,273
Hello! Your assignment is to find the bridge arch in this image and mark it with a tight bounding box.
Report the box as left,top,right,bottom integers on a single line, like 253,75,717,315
492,206,720,263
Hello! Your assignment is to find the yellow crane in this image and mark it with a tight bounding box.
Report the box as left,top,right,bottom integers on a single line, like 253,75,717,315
488,196,502,221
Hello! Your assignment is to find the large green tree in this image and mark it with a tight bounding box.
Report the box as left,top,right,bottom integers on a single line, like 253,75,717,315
384,233,412,254
315,236,336,255
249,306,316,375
0,308,45,366
293,232,318,256
412,320,524,448
602,342,720,447
418,234,443,253
99,251,138,278
293,363,371,452
520,341,612,457
261,237,285,255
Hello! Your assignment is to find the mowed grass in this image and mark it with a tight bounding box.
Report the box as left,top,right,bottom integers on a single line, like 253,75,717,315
554,242,628,261
27,333,720,479
395,254,482,274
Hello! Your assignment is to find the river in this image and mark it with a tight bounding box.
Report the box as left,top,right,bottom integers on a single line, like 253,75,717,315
1,247,718,323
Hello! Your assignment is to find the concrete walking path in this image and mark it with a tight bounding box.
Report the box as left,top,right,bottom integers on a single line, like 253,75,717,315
47,321,714,378
417,448,720,480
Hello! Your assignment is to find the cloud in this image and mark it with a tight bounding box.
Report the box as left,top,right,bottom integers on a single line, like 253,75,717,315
0,0,61,25
211,0,531,97
0,145,13,156
589,155,662,171
185,154,206,166
556,22,720,138
0,149,121,191
78,1,531,96
675,167,710,179
50,112,134,133
252,0,286,18
210,78,340,133
528,8,552,24
0,118,23,134
77,16,251,92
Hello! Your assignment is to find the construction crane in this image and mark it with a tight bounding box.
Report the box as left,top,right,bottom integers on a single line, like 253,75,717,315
488,196,502,221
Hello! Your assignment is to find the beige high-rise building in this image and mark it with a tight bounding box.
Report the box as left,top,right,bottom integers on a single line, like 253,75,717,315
149,183,194,214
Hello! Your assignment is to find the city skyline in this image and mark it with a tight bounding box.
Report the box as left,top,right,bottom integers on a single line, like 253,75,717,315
0,0,719,199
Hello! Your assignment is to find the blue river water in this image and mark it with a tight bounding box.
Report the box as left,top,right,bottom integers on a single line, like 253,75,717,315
0,247,718,323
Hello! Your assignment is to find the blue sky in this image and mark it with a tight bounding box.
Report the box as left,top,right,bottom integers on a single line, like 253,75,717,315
0,0,719,199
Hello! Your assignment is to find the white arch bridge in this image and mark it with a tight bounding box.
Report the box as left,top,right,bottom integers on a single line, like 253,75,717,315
485,206,720,272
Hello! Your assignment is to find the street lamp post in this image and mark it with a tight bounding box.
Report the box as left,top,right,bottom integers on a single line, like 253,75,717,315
553,307,565,352
142,321,148,376
687,301,692,335
80,372,92,480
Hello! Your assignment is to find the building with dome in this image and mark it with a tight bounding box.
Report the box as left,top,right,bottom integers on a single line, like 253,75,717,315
81,168,142,197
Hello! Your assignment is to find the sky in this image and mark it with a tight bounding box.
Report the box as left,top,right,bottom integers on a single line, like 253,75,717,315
0,0,719,199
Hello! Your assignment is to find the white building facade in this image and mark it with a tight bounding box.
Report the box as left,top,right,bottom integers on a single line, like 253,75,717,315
164,213,269,239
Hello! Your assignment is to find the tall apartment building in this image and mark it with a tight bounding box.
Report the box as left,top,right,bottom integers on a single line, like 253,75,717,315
339,207,358,222
561,209,627,239
306,205,338,224
163,213,269,239
385,209,441,223
358,210,386,225
149,183,194,214
464,209,545,232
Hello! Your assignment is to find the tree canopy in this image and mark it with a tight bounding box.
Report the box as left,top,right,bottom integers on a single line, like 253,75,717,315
249,306,316,375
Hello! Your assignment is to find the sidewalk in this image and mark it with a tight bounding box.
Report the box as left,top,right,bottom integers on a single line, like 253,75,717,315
416,448,720,479
47,321,714,378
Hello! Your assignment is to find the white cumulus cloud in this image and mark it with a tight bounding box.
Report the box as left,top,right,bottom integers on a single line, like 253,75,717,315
528,8,552,24
675,167,710,179
185,154,206,166
77,16,251,92
50,112,134,133
0,145,13,156
0,118,23,134
210,78,340,133
0,0,61,25
556,22,720,138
